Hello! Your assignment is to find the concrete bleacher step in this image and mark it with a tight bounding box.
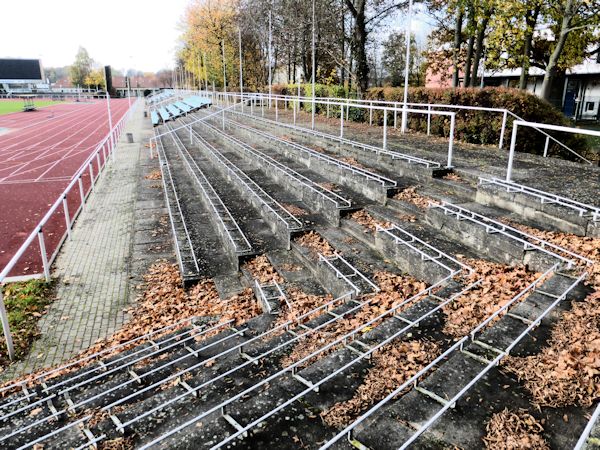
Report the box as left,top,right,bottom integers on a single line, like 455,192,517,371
158,140,236,279
229,109,440,183
476,179,600,237
190,122,328,228
175,123,309,249
161,126,277,266
425,201,559,271
224,119,399,205
198,119,355,226
347,270,590,450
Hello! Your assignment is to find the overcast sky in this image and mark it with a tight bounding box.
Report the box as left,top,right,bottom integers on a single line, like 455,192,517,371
1,1,430,74
0,0,189,73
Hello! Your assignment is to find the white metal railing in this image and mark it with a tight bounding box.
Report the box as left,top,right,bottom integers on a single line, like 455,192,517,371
254,279,289,313
208,91,456,168
0,99,138,360
318,253,380,296
228,107,441,168
506,120,596,181
154,129,201,276
574,402,600,450
196,118,353,209
430,201,593,266
479,177,600,221
182,119,303,231
221,113,397,187
376,224,474,276
206,90,586,164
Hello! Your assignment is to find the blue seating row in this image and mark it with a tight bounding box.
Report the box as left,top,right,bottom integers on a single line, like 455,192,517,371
150,96,212,126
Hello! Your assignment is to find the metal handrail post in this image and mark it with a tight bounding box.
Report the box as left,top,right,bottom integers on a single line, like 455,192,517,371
447,114,455,168
506,121,520,182
499,110,508,149
383,108,388,150
63,197,71,240
38,230,51,281
0,291,14,360
427,105,431,136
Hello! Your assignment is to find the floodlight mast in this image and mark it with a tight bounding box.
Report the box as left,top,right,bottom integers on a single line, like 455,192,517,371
311,0,316,130
268,9,272,106
401,0,413,134
239,27,244,111
222,39,227,98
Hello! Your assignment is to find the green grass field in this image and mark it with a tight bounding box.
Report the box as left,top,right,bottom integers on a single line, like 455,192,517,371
0,100,63,116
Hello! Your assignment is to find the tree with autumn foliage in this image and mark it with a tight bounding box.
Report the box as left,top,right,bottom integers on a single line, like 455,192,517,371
424,0,600,100
84,68,106,90
178,0,239,90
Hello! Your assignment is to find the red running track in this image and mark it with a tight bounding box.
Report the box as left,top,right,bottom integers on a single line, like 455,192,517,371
0,99,132,277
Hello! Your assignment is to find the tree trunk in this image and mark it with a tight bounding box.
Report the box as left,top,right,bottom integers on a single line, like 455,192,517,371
464,4,476,87
540,0,575,101
519,5,540,90
353,11,369,93
345,0,369,95
470,14,490,87
452,6,464,88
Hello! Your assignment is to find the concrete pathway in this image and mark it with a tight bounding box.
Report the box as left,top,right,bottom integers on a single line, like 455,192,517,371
2,101,151,379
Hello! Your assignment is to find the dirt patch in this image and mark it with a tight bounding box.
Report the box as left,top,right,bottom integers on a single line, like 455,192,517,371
348,210,392,233
280,271,426,368
144,169,162,180
280,263,302,272
396,213,417,222
483,408,549,449
393,186,439,209
321,339,440,428
504,290,600,408
243,255,283,284
318,182,339,191
294,231,336,259
340,157,367,169
282,203,309,216
443,258,540,338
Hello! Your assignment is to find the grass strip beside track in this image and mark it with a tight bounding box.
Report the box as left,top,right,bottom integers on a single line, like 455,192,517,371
0,280,55,369
0,100,63,116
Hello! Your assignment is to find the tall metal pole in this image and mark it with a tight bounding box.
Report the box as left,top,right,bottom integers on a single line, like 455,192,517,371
401,0,413,134
268,10,273,106
239,27,244,109
203,52,209,92
222,40,227,94
311,0,316,130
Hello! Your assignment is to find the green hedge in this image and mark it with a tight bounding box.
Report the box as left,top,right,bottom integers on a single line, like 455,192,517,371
271,84,593,161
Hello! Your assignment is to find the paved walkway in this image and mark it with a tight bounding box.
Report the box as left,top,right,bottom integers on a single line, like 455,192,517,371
2,101,148,379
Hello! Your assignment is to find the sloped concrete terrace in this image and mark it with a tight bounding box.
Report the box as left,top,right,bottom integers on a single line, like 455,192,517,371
0,102,598,450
